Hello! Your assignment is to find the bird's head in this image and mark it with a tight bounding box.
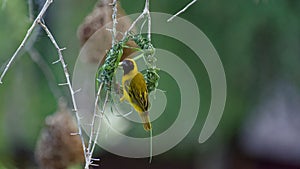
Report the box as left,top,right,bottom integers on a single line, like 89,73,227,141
121,59,137,75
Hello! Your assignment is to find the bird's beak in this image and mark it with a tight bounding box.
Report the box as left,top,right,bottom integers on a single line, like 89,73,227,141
120,61,126,67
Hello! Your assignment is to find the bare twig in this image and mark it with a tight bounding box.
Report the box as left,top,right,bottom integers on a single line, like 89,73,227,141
122,13,144,40
167,0,197,22
85,87,109,168
122,0,151,41
85,83,103,167
111,0,118,46
0,0,53,84
37,20,88,165
145,0,151,41
90,91,109,156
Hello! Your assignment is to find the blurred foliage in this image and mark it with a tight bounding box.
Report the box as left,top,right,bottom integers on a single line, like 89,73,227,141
1,0,300,167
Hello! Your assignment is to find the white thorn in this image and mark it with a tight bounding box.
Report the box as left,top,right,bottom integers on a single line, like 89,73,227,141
58,82,68,86
52,59,60,64
59,47,67,51
91,158,100,161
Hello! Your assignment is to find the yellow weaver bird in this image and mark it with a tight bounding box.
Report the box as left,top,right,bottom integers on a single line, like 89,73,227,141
120,58,151,131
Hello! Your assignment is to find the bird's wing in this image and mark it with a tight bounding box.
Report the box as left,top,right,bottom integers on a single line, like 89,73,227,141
129,73,149,112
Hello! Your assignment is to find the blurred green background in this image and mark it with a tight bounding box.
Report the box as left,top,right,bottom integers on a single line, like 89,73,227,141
1,0,300,168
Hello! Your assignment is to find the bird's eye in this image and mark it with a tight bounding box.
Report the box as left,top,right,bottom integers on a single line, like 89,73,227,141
129,61,133,66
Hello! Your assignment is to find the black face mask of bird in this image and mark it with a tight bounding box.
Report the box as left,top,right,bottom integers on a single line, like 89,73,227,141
122,59,135,75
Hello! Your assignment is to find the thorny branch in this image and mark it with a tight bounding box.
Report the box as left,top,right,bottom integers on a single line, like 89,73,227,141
37,20,89,164
85,0,121,166
0,0,52,84
87,83,103,159
84,0,121,166
0,0,90,167
89,92,109,168
85,82,105,168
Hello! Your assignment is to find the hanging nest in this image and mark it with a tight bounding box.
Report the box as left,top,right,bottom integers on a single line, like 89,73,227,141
77,0,137,64
35,99,84,169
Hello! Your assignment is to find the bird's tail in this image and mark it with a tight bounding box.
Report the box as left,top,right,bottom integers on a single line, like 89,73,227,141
140,111,152,131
